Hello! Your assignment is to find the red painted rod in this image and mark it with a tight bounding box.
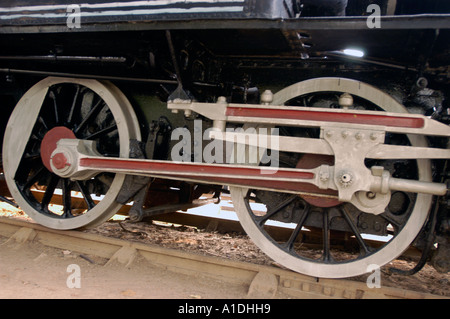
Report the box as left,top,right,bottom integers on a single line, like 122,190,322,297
79,157,316,193
226,107,425,129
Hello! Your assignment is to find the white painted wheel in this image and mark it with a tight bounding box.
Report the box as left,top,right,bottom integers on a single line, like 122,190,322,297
231,77,432,278
3,77,141,229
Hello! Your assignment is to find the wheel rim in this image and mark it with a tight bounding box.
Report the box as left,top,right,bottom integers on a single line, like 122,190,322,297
3,77,141,230
230,77,432,278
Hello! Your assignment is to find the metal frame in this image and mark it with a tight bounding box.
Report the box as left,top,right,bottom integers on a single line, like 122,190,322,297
1,14,449,33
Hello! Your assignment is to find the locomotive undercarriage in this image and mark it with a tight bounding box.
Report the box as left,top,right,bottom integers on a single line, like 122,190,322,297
1,23,449,278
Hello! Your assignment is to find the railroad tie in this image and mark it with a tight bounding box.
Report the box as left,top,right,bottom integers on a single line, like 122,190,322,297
105,245,139,268
2,227,37,249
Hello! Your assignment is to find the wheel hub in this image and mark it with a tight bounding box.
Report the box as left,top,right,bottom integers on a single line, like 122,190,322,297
296,154,341,208
40,126,76,172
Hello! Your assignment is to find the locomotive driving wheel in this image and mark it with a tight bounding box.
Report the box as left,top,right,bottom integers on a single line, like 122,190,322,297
3,77,141,229
230,77,433,278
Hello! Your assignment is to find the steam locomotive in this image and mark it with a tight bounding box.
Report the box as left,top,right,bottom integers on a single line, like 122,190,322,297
0,0,449,278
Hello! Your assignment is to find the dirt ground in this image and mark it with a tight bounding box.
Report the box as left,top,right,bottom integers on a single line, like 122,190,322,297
0,238,260,299
0,202,449,298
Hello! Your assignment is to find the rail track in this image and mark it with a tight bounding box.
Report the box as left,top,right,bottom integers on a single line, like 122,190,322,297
0,216,447,299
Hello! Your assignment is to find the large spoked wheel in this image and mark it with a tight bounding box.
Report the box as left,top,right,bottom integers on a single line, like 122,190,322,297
3,77,141,230
230,77,433,278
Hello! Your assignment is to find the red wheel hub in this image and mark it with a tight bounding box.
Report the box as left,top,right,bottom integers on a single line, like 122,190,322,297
40,127,76,172
296,154,341,208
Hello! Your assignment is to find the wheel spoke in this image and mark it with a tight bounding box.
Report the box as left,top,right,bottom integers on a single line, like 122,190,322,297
22,151,42,161
84,123,117,140
62,179,73,218
48,90,59,125
22,166,46,191
38,116,49,131
322,210,332,262
74,97,104,135
40,174,59,211
254,194,296,226
340,206,370,256
67,84,80,125
30,133,43,143
76,181,96,210
282,204,310,252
